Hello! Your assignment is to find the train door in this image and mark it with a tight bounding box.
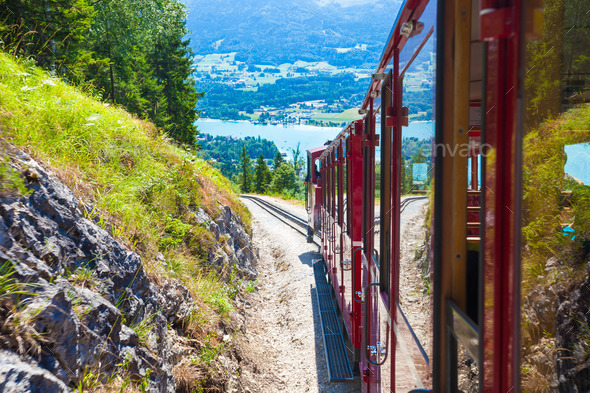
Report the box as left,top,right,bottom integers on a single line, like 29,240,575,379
341,123,365,364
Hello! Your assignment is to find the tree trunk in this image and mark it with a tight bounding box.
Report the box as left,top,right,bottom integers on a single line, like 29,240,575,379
110,63,115,103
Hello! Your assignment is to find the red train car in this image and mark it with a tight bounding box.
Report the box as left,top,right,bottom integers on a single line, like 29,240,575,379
305,0,556,390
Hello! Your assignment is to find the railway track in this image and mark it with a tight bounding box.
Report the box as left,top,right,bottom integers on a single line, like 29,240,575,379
240,195,319,244
242,194,428,240
374,195,429,228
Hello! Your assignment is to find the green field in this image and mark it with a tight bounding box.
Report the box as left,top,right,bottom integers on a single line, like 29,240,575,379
311,108,363,123
195,53,369,83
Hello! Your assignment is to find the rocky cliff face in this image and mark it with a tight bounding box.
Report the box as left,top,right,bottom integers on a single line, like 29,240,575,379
0,147,256,392
521,254,590,392
556,260,590,392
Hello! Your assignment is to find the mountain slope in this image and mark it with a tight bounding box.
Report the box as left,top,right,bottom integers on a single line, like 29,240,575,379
182,0,401,66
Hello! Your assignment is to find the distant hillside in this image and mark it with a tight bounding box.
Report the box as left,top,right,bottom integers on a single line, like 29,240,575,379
181,0,401,66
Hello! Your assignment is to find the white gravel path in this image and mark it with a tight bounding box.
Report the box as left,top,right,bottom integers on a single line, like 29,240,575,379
237,197,361,392
236,196,430,392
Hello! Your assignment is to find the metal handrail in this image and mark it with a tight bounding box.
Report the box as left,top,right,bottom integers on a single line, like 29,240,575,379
341,256,352,271
352,249,364,303
364,282,390,366
332,222,341,254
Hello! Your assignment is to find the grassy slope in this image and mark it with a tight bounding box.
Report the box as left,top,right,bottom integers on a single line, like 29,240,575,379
520,104,590,390
522,104,590,288
0,52,250,327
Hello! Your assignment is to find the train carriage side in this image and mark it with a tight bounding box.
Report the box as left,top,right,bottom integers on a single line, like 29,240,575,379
305,0,540,387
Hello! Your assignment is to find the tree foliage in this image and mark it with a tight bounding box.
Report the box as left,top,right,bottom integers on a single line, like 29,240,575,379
273,152,285,173
271,163,298,194
254,154,271,194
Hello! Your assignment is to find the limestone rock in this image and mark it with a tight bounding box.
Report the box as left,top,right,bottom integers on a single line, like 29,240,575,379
0,147,257,392
0,350,70,393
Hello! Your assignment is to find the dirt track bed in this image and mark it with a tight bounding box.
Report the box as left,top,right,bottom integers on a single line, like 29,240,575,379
235,197,430,392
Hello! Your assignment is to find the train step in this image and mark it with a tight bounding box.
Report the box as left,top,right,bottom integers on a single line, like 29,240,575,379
312,260,354,381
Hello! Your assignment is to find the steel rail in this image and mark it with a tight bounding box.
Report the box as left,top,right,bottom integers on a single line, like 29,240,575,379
241,195,307,227
240,195,321,246
373,196,429,232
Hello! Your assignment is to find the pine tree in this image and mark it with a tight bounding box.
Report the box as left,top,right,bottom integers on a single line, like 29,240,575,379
0,0,96,81
291,142,305,177
273,152,285,172
412,147,427,163
401,155,411,194
254,154,270,194
150,29,202,144
240,146,252,193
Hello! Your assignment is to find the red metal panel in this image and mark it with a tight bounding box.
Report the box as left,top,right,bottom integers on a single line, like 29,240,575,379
480,0,522,390
362,100,380,393
338,142,345,310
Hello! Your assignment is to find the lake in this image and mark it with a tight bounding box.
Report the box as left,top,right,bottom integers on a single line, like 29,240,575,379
196,119,435,158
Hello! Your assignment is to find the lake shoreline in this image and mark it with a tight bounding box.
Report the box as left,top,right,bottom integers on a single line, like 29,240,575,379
198,117,346,129
195,118,436,159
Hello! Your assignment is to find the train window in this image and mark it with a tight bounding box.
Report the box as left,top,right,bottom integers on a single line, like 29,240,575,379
315,159,320,181
334,153,339,220
331,151,336,218
337,141,343,226
396,0,437,378
374,113,382,267
518,0,590,390
362,115,374,257
379,71,393,296
346,137,351,235
398,0,436,79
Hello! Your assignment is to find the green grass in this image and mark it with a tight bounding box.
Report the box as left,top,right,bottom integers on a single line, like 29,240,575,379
0,155,31,197
194,333,226,366
311,108,362,123
520,105,590,389
0,52,250,331
521,104,590,291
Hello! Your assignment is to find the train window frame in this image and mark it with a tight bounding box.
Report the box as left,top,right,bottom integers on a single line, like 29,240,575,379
379,70,393,296
346,137,352,236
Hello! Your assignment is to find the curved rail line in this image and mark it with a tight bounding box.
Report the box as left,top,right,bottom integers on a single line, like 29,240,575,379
242,194,428,240
374,196,429,228
240,195,321,245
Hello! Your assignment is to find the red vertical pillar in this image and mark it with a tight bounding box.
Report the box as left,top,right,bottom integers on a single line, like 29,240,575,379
480,1,522,391
350,120,365,352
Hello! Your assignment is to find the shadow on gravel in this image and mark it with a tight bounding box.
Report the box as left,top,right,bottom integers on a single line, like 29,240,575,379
298,251,319,267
